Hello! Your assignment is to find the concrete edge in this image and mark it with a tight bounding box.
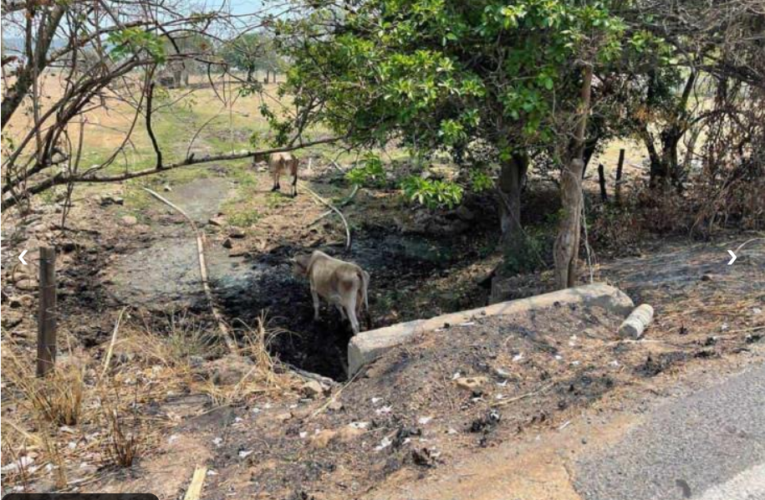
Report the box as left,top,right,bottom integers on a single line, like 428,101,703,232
348,282,634,376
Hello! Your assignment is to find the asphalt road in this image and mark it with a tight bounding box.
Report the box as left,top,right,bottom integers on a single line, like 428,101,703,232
575,364,765,500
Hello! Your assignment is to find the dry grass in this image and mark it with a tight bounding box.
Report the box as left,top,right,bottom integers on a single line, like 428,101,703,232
0,310,298,491
200,314,294,407
2,342,85,426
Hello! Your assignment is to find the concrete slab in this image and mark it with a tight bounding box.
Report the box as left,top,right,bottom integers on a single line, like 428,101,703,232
348,283,634,375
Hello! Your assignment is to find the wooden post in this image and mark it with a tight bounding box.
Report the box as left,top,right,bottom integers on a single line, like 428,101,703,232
598,163,608,202
615,148,625,205
37,246,57,377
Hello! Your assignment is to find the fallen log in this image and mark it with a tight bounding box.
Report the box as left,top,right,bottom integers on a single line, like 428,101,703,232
618,304,654,339
299,182,352,251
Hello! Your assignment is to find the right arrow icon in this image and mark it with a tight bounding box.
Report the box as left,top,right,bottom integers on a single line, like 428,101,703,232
727,250,737,266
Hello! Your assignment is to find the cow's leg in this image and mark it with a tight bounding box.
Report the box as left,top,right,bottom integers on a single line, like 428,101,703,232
345,294,360,335
336,304,347,320
271,170,281,192
311,288,320,320
291,173,298,197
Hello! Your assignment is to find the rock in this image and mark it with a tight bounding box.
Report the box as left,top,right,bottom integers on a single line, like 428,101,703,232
188,356,205,369
310,425,366,449
222,238,233,249
15,279,38,291
455,376,488,391
205,355,255,386
1,312,24,329
120,215,138,226
229,227,246,239
163,184,172,192
328,400,344,412
208,216,226,227
275,411,293,423
301,381,325,399
98,195,124,206
8,295,34,308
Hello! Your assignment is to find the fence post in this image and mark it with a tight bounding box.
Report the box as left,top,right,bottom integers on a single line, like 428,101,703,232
615,148,625,205
37,246,57,377
598,163,608,202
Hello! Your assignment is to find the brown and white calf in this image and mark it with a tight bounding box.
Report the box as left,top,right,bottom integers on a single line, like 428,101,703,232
293,250,370,334
267,152,299,197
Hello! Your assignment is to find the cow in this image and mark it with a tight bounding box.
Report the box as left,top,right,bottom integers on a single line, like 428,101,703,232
292,250,370,335
267,152,299,197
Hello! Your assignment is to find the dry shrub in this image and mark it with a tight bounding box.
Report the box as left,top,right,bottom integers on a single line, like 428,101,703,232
589,162,764,256
125,310,223,369
2,343,85,426
101,406,141,468
690,171,765,236
201,315,293,406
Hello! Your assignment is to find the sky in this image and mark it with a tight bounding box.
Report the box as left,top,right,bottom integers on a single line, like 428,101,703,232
1,0,288,56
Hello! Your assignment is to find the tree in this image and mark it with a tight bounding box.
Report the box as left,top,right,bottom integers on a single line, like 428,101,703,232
1,0,334,211
220,32,285,83
272,0,634,286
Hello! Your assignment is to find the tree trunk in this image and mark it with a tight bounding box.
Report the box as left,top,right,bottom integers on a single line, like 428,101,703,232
496,152,528,243
554,63,593,289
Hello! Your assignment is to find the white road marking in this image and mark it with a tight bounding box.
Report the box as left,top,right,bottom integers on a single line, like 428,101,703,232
693,462,765,500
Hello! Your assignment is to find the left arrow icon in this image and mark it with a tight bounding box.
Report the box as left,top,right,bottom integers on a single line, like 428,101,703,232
19,249,28,265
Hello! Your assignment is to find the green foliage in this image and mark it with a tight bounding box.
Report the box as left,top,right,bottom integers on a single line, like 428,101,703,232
107,28,166,63
469,169,494,193
227,210,261,228
272,0,640,178
345,153,386,187
400,176,463,210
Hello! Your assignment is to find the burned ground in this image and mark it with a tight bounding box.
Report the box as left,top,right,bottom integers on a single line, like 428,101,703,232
1,160,762,498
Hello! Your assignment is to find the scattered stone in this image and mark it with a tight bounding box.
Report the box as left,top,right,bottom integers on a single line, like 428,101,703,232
163,184,172,192
205,355,254,386
120,215,138,227
275,412,293,423
98,195,124,206
15,279,38,291
222,238,233,249
229,227,246,238
1,312,24,329
8,295,34,308
208,216,226,227
455,376,488,391
327,400,344,412
301,381,325,399
188,356,205,369
310,425,366,449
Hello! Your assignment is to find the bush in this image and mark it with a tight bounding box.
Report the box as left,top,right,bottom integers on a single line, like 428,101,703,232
345,152,386,188
400,176,463,210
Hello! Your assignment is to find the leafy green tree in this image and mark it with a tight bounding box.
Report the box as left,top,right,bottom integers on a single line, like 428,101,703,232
270,0,658,286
